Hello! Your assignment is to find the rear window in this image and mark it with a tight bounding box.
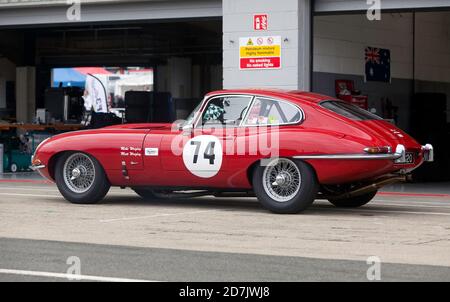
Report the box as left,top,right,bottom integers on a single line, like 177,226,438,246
320,101,382,121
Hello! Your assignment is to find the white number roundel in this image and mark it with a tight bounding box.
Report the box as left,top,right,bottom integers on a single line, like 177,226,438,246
182,135,223,178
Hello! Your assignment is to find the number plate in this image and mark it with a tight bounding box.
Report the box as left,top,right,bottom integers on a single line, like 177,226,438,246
404,152,415,164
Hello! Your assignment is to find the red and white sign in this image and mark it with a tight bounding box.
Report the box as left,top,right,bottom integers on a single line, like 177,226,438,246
253,14,268,31
239,36,281,70
240,57,281,69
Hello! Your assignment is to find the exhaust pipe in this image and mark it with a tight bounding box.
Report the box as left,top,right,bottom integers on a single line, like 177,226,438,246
327,174,408,200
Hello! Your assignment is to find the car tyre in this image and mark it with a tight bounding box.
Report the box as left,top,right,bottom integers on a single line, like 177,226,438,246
55,152,110,204
10,163,18,173
253,158,318,214
328,190,377,208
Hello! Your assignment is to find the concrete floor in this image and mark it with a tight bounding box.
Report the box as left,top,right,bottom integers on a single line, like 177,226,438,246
0,177,449,281
1,171,450,193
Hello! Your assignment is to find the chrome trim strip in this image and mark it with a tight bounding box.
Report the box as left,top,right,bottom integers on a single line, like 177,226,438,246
194,94,255,129
294,144,405,160
293,154,402,160
30,165,46,171
241,96,305,127
192,93,305,129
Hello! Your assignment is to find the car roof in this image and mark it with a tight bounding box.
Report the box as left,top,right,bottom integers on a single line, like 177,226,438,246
205,89,334,104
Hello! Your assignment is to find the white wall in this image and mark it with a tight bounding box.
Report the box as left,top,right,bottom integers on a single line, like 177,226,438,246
314,13,414,79
415,12,450,83
314,11,450,84
0,58,16,109
315,0,450,13
223,0,311,90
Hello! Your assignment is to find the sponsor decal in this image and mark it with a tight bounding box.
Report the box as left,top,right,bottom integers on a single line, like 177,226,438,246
145,148,159,157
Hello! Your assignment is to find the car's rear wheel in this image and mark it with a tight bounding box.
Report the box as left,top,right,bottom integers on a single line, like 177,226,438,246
55,152,110,204
252,158,318,214
328,190,377,208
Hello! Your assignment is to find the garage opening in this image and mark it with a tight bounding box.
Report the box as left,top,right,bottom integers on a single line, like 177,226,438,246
0,18,222,172
312,10,450,182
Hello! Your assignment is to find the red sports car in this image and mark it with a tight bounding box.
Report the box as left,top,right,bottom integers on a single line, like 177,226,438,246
31,89,433,213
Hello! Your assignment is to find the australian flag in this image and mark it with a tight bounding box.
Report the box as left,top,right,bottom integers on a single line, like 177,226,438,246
365,47,391,83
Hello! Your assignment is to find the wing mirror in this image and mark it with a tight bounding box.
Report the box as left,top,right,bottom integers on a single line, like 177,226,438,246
182,123,194,134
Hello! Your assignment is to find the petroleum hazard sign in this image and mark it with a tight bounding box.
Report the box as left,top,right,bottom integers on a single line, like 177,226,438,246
239,36,281,70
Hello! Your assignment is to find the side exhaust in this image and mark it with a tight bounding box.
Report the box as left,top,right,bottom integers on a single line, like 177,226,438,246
325,174,410,200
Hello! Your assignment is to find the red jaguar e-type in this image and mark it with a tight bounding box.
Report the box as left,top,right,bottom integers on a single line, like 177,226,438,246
31,89,433,213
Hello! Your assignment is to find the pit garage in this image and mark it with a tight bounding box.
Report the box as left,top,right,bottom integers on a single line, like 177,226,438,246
0,0,449,182
0,0,222,173
1,0,450,284
312,2,450,181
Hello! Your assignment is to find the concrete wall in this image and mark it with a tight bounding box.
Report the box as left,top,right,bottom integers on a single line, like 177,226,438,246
312,11,450,130
315,0,450,12
314,13,414,79
0,0,222,27
0,58,15,109
313,11,450,83
15,67,35,123
223,0,311,90
415,12,450,83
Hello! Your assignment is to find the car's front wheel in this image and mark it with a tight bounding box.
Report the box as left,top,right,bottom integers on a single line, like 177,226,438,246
253,158,318,214
55,152,110,204
328,190,377,208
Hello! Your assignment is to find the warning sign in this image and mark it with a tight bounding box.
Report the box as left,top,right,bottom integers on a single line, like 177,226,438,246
239,36,281,70
254,14,268,31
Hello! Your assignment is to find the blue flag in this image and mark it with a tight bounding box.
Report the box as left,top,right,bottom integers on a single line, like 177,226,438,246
365,47,391,83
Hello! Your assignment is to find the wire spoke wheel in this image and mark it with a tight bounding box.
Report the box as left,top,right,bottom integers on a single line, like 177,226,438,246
262,158,301,203
63,153,96,194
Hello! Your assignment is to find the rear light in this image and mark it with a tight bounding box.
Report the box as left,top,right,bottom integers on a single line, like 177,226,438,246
364,146,391,154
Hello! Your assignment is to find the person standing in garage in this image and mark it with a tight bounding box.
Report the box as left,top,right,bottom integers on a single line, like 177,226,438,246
82,74,109,126
83,74,108,113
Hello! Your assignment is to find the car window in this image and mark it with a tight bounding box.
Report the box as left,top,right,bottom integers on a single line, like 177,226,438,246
182,101,203,128
199,96,253,127
244,97,302,126
321,101,382,121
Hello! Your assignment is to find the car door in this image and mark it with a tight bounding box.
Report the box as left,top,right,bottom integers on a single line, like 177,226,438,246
159,95,254,187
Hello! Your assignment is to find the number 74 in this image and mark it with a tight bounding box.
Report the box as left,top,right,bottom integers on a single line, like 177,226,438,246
191,141,216,165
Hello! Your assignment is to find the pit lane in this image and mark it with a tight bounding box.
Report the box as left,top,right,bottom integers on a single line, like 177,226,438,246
0,180,449,281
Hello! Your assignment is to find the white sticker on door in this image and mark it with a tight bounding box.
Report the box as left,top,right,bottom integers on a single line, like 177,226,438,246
145,148,159,156
182,135,223,178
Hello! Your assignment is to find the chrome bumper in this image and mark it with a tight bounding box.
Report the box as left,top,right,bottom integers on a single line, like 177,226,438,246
422,144,434,162
30,164,46,171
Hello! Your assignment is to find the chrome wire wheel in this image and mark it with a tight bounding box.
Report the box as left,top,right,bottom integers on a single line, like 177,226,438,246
63,153,96,194
262,158,301,203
